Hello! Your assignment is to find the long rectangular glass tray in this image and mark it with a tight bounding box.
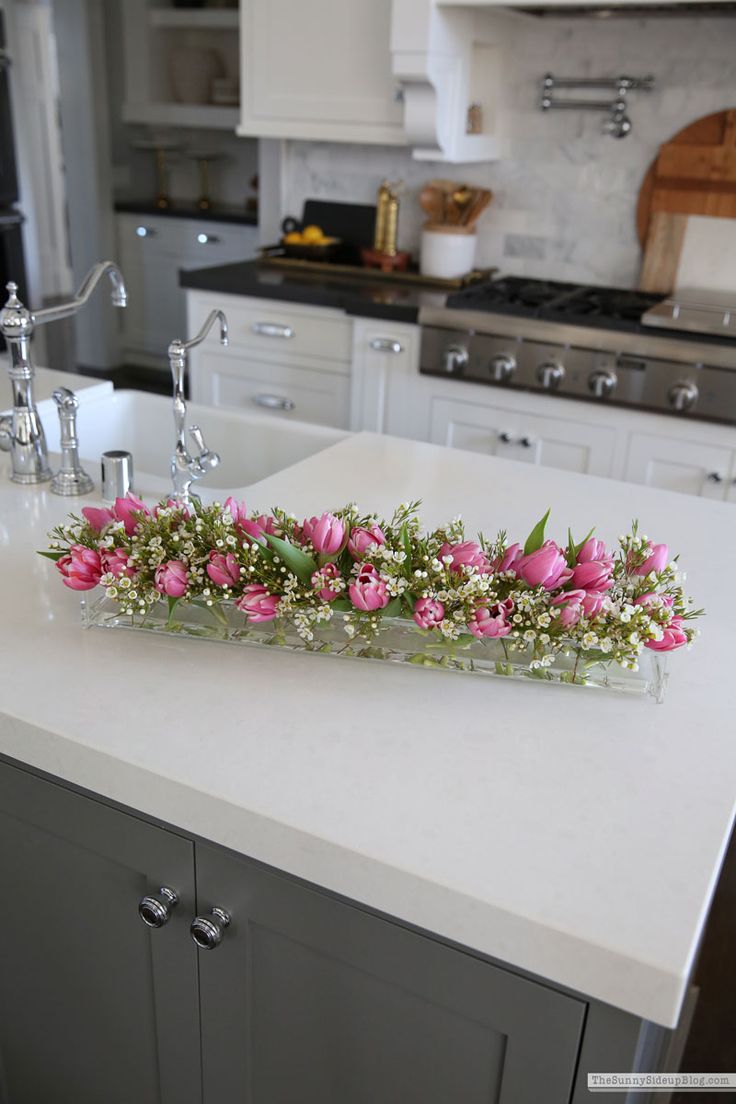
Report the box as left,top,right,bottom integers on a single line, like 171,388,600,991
81,595,667,702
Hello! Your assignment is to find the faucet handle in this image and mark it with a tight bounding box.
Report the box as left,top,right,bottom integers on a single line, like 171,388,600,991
189,425,220,473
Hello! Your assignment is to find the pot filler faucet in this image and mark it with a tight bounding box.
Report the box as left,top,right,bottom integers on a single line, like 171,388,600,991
0,262,127,484
167,309,228,507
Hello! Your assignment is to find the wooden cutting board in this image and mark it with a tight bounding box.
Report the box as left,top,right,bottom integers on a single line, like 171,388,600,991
636,109,736,248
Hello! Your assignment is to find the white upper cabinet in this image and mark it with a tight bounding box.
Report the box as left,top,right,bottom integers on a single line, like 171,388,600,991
238,0,405,145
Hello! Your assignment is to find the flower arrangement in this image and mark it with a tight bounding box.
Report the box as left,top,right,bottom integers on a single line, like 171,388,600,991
39,493,701,690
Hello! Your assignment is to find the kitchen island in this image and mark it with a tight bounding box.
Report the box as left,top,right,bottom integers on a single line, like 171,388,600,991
1,432,734,1103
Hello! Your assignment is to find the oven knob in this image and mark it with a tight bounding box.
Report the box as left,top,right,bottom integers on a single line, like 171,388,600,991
668,380,698,412
489,354,516,382
588,369,616,399
442,344,469,376
536,360,565,390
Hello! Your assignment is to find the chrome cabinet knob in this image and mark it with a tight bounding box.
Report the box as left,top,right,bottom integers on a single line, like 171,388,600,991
442,344,469,376
253,393,295,411
536,360,565,390
588,369,616,399
489,353,515,382
668,380,698,412
138,886,178,929
191,907,231,950
499,431,513,444
135,225,156,238
706,471,723,484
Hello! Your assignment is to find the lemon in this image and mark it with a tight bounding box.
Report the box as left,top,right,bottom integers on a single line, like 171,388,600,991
301,224,324,243
283,231,303,244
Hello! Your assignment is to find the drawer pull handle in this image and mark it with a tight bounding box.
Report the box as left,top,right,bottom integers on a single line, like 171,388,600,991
138,886,178,929
196,233,221,245
191,907,231,950
370,338,403,354
135,225,156,238
252,322,294,339
253,393,295,411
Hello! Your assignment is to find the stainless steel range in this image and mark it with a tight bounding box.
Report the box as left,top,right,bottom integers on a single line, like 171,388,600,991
418,278,736,426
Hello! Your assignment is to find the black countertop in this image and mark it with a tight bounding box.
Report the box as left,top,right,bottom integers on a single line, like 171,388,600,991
179,260,447,324
116,200,258,226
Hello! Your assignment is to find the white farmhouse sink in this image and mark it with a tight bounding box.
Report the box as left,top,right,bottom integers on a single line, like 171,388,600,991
39,389,348,495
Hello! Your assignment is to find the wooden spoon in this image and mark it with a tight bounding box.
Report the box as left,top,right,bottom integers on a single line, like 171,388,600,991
419,184,446,224
462,189,493,228
451,186,474,224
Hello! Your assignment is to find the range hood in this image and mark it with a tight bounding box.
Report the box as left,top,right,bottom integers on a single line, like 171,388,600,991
519,2,736,15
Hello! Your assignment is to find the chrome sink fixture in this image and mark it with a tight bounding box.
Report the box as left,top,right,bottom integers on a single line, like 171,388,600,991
168,309,228,506
0,262,126,483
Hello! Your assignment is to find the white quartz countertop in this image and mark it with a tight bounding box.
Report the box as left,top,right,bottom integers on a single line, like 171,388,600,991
1,432,735,1028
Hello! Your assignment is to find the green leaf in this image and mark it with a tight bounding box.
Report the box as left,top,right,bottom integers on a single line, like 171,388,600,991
37,550,66,562
383,597,403,618
403,592,416,611
264,533,317,584
331,598,353,612
166,596,179,627
523,509,550,556
400,522,413,577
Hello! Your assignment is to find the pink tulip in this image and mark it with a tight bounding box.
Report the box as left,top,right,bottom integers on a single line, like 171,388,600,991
311,563,342,601
571,538,613,591
56,545,102,591
514,541,572,590
101,548,135,579
82,506,115,532
113,492,150,536
492,542,521,574
634,592,674,610
632,542,669,577
581,591,607,618
207,551,241,587
439,541,490,574
468,598,513,639
236,584,281,622
301,513,345,556
348,524,386,559
348,563,389,612
551,589,586,628
224,498,277,543
645,615,688,652
413,597,445,629
154,559,188,598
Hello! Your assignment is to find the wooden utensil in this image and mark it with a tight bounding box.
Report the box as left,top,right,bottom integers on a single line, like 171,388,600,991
419,184,446,224
462,189,493,228
636,109,736,247
449,186,473,224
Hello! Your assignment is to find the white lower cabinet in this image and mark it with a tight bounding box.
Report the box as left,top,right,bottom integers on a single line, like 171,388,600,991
623,431,736,501
429,396,617,477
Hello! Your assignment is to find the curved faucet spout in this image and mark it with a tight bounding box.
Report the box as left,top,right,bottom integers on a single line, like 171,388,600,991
32,261,127,326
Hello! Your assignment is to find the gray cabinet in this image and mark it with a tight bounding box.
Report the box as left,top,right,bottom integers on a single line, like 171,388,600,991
0,760,200,1104
196,842,586,1103
0,759,667,1104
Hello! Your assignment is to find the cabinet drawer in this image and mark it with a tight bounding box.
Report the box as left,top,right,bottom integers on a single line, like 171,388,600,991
624,431,734,499
191,351,350,429
117,213,257,266
190,293,352,366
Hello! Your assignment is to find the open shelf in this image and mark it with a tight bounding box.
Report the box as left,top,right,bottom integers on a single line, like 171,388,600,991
122,101,239,130
148,8,239,30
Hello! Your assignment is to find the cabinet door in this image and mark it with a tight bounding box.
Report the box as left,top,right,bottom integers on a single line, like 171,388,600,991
0,759,200,1104
350,319,421,433
430,396,617,477
196,845,585,1103
118,240,187,356
240,0,404,144
624,431,733,499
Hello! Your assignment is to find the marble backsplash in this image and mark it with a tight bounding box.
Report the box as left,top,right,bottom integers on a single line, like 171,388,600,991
281,14,736,289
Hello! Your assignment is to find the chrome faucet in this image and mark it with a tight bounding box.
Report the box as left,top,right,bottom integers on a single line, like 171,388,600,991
167,309,227,506
0,262,127,484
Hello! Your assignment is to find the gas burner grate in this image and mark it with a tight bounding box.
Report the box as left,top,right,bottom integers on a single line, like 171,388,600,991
447,277,663,332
